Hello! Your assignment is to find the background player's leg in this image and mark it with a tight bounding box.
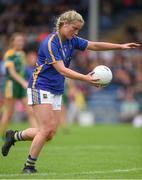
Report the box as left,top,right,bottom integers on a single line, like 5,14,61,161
21,97,38,128
53,109,62,127
0,98,15,137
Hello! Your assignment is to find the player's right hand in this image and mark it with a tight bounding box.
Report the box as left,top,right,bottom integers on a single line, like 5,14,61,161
22,81,28,89
85,72,101,88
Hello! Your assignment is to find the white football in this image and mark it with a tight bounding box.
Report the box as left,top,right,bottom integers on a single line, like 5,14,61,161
91,65,113,87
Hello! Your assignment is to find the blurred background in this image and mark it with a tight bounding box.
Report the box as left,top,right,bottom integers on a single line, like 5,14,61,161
0,0,142,127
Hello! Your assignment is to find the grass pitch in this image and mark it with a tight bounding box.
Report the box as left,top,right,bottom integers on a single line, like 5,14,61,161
0,122,142,179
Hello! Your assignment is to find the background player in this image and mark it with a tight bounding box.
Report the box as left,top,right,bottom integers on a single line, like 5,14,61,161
0,33,38,137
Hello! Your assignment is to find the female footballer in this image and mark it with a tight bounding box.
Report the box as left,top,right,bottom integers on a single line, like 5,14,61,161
1,10,140,173
0,33,37,137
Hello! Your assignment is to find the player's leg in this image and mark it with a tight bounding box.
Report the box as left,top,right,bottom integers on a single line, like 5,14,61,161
22,104,58,173
60,90,69,131
1,88,40,156
52,94,69,133
1,126,39,157
2,90,61,173
15,87,39,140
60,104,70,133
21,96,38,128
0,98,15,137
1,105,39,156
22,92,62,173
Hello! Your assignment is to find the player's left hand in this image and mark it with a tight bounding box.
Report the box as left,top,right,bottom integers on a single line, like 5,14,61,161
121,43,141,49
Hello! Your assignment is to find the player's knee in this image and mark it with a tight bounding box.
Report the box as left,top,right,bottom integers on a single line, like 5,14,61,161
40,130,49,139
47,128,57,141
40,126,56,141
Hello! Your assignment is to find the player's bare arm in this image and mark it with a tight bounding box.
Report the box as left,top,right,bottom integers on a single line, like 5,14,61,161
53,61,100,86
87,41,141,51
7,64,28,89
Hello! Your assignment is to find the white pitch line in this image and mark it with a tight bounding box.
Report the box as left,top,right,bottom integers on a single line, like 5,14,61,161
11,144,141,151
0,167,142,177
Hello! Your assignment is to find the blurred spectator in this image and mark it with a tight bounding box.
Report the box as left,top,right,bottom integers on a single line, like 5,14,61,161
124,25,142,43
65,79,86,124
37,31,49,44
25,50,37,81
120,87,140,122
0,55,5,117
134,71,142,112
122,0,135,8
100,0,114,30
132,113,142,128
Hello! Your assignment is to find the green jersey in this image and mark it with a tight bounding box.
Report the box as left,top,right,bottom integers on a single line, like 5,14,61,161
4,49,27,98
4,49,26,81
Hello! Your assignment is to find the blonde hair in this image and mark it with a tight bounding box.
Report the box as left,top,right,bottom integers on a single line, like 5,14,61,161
55,10,84,32
9,32,24,48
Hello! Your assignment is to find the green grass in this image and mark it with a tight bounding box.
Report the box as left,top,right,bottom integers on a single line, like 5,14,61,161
0,122,142,179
